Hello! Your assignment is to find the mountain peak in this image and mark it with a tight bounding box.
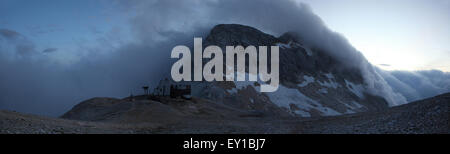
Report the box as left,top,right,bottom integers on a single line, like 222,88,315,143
205,24,279,47
199,24,386,117
279,32,302,44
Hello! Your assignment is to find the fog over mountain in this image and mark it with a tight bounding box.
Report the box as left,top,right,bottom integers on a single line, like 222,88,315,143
0,0,448,116
378,69,450,102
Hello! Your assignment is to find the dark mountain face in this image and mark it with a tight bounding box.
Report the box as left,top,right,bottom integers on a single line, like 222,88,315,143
188,24,389,117
203,24,364,84
204,24,279,47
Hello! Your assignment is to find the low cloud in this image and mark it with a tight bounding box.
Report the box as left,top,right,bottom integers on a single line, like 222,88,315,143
379,69,450,101
0,29,21,39
0,28,37,58
0,26,197,116
42,48,58,53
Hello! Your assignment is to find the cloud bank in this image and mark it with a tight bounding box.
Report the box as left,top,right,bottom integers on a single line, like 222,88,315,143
0,27,196,116
378,69,450,102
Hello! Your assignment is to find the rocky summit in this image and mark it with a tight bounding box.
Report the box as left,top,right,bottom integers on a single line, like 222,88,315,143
191,24,388,118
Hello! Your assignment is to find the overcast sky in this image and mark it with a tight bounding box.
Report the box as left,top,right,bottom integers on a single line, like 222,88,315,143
298,0,450,71
1,0,448,71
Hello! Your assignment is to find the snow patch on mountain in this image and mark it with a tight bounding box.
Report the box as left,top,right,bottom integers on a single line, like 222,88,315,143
297,75,315,87
350,101,364,109
302,45,313,56
318,78,339,89
318,88,328,94
276,42,292,49
294,110,311,117
226,72,262,94
265,85,340,117
345,80,365,98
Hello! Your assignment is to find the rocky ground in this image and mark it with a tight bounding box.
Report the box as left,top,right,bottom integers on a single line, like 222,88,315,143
0,93,448,134
294,93,449,134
